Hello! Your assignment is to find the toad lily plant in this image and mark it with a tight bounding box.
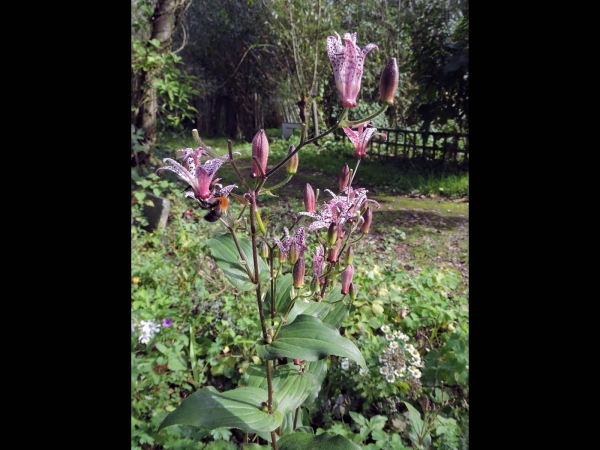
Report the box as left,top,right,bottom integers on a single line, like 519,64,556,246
156,31,398,450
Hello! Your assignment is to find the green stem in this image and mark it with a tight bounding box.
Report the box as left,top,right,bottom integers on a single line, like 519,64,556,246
338,104,388,128
260,173,294,195
265,109,349,178
227,140,251,192
273,291,298,339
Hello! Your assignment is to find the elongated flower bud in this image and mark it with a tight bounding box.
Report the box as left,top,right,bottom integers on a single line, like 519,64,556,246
288,242,300,265
327,222,338,246
327,239,340,263
251,129,269,178
338,164,350,192
345,246,354,265
360,206,372,233
304,183,315,213
310,276,319,292
341,263,354,294
379,58,399,106
293,257,305,288
261,240,269,259
286,145,298,174
349,282,358,300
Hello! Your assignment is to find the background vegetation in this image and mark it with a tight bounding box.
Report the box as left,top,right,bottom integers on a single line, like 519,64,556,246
131,0,468,448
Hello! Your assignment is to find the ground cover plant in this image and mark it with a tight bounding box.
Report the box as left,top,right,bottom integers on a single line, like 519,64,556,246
132,31,468,450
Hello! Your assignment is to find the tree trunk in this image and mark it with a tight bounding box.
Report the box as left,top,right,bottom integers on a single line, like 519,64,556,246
132,0,192,153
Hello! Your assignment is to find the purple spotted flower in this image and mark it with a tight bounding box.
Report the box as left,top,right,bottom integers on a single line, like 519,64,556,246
343,121,387,159
327,31,378,108
273,227,308,262
162,318,173,328
298,187,380,232
157,144,238,200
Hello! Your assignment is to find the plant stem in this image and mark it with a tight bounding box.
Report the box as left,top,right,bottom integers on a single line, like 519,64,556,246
338,104,388,128
265,109,349,178
227,140,252,192
225,223,256,284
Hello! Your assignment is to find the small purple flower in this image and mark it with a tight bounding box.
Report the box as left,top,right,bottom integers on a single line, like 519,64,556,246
157,144,239,200
273,227,308,262
298,187,380,232
343,121,387,159
162,318,173,327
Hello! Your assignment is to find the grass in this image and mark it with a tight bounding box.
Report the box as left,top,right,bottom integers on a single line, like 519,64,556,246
150,130,469,200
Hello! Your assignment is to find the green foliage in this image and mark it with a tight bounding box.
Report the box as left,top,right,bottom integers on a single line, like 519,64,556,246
131,37,199,132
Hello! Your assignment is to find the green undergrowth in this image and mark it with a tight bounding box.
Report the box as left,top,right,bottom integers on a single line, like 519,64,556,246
131,132,469,449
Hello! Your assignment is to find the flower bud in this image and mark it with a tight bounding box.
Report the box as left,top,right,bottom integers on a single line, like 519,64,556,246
304,183,315,213
288,241,300,265
310,276,319,292
423,397,430,411
286,145,298,174
360,206,372,233
340,263,354,295
338,163,350,192
293,257,305,288
251,129,269,178
349,282,358,300
327,222,338,246
379,58,399,106
327,239,340,264
278,247,286,264
345,246,354,265
293,358,301,365
261,240,269,259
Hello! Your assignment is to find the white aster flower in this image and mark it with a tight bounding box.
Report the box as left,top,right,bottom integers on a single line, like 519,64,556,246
405,343,414,351
380,366,389,375
389,341,399,350
359,367,369,376
340,358,350,370
411,368,422,378
139,320,161,344
381,325,391,334
394,368,405,377
385,332,396,341
379,354,387,363
410,349,420,358
385,373,396,383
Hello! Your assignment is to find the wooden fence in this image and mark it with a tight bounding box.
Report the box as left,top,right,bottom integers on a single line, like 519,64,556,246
354,128,469,165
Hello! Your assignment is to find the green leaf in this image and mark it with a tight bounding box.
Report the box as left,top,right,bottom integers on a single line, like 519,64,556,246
241,362,318,416
322,302,350,328
402,401,425,436
207,233,269,291
167,358,186,371
158,386,282,433
287,300,333,324
264,274,293,317
256,315,366,369
349,411,366,427
368,415,387,431
277,432,362,449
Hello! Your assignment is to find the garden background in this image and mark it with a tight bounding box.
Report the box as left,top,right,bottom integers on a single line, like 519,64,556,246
131,0,469,448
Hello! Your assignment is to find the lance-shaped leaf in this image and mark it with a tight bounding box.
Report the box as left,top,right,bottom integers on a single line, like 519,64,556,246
277,432,362,449
264,274,293,317
256,315,366,369
241,362,318,416
287,299,333,324
158,386,282,433
207,233,270,291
